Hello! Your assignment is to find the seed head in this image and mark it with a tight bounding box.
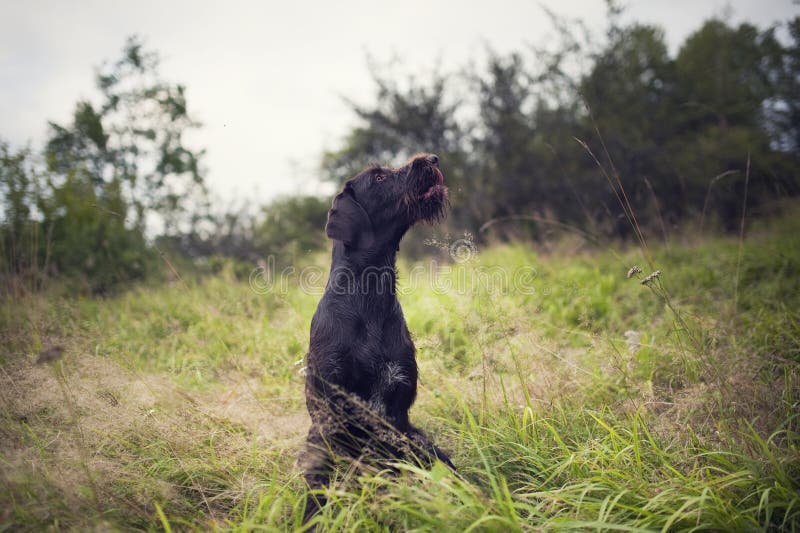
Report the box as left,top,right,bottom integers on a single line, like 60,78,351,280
627,266,642,279
640,270,661,285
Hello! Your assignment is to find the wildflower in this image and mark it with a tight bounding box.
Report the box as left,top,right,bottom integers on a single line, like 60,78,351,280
294,357,308,375
640,270,661,285
627,266,643,279
624,330,641,354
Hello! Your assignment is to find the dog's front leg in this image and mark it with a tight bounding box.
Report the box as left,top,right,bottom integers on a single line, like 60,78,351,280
405,425,457,471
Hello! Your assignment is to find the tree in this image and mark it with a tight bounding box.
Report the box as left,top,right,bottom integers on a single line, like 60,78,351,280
46,36,206,236
321,63,475,241
668,19,796,227
0,142,41,281
321,9,800,246
574,24,681,235
1,37,206,292
323,63,466,179
473,53,538,220
764,17,800,154
675,20,774,131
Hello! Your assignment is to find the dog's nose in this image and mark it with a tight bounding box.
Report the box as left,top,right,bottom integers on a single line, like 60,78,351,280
426,154,439,166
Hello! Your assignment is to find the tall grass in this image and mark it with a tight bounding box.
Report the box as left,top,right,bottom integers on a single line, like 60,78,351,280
1,208,798,531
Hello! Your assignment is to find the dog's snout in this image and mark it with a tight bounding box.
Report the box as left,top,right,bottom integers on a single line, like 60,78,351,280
426,154,439,166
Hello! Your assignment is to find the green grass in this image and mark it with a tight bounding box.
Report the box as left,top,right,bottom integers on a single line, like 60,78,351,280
1,210,799,531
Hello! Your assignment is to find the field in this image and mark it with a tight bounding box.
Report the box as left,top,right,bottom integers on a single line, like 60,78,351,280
1,210,799,532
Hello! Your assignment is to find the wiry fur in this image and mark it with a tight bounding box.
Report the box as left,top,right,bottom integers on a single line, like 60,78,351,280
300,153,454,523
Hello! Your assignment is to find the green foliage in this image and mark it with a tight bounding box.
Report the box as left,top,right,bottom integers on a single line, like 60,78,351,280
1,37,205,293
46,36,206,235
766,17,800,153
163,195,330,271
252,195,330,263
1,141,155,293
0,143,40,278
325,12,800,240
41,170,154,292
321,65,474,237
323,69,465,184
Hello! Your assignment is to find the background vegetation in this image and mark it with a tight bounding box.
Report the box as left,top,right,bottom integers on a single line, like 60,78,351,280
2,10,799,292
1,5,799,532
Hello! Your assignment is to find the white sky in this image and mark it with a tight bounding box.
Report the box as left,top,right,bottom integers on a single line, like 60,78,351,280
1,0,797,205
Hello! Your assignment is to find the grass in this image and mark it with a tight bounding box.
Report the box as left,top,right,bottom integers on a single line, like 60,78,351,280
1,208,799,531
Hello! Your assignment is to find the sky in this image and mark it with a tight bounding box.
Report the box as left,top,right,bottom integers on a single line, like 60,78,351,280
1,0,798,206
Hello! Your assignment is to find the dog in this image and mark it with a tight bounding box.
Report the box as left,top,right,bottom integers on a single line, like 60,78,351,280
300,153,454,522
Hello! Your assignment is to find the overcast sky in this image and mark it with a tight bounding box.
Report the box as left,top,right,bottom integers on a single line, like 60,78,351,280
1,0,797,205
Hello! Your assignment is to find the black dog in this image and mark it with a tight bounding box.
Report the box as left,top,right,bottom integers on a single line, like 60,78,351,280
300,153,454,521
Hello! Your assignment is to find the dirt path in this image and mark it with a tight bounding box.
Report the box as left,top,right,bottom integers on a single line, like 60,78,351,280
0,351,309,523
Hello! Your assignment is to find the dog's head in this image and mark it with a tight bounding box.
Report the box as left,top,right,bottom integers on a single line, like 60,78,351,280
325,153,447,251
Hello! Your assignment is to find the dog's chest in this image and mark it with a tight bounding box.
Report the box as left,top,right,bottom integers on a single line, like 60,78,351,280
350,309,413,362
345,309,414,384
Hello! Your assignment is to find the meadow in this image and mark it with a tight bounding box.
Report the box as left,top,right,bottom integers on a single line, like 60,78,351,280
1,208,798,531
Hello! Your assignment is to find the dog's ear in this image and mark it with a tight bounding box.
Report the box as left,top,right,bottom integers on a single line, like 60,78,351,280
325,190,375,249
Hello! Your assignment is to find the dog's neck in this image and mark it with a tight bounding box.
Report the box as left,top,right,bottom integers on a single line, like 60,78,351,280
331,240,398,271
328,238,402,297
331,223,409,270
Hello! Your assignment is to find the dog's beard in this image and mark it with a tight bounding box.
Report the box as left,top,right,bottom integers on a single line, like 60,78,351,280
403,164,448,224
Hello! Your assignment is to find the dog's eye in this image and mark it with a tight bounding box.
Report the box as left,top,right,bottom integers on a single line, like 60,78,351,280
375,175,386,183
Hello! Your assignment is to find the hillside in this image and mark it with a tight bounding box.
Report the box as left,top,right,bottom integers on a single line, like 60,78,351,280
1,211,798,531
